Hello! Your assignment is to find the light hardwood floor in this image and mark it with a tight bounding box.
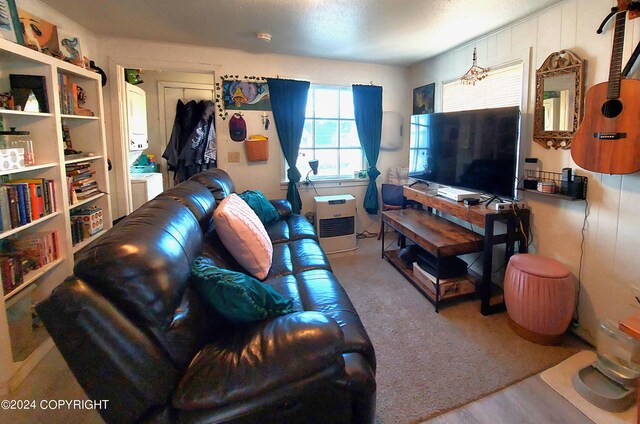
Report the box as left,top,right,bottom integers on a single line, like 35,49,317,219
424,375,594,424
1,346,595,424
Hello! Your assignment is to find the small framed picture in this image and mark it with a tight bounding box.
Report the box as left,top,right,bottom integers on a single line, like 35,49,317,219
57,29,83,62
0,0,23,44
413,83,435,115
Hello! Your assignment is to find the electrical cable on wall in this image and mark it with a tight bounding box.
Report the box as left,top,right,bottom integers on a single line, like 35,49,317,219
575,198,590,324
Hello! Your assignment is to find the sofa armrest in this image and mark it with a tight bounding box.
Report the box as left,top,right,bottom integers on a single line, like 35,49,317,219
270,199,293,220
36,277,179,424
173,311,344,410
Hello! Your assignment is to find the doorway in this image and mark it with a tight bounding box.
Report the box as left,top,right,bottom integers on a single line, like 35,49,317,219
157,81,216,189
108,60,217,218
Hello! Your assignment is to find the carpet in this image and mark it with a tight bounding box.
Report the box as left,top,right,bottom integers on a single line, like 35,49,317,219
328,236,588,423
541,351,636,424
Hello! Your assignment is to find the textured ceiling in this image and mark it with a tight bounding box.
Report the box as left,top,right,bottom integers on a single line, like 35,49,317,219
39,0,563,66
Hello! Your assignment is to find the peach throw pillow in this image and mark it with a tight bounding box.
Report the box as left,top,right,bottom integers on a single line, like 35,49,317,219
214,193,273,280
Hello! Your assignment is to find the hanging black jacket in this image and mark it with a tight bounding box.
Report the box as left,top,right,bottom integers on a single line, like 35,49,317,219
163,100,216,184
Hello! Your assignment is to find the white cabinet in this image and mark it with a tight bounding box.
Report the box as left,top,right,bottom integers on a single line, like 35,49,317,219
0,37,112,393
131,172,163,211
125,82,148,151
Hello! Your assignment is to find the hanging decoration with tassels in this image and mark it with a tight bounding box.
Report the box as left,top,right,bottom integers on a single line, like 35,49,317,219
461,48,489,86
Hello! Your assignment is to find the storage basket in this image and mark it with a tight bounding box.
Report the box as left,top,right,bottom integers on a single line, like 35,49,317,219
130,164,159,173
244,136,269,162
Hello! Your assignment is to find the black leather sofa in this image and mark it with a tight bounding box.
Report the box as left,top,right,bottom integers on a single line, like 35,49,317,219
36,169,376,424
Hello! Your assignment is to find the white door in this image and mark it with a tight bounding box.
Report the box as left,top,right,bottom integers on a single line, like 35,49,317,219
126,83,149,151
158,82,215,188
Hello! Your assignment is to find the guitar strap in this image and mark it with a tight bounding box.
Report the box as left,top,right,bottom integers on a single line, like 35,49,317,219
622,40,640,77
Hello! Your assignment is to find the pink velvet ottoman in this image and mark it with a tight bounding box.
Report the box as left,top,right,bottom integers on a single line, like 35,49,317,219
504,254,575,345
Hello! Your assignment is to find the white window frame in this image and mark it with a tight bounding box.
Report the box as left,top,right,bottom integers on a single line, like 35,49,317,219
281,84,366,185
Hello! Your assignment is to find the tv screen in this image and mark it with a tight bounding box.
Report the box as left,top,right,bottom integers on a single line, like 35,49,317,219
408,106,520,199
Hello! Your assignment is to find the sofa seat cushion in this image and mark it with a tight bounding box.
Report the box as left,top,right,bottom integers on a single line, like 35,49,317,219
214,193,273,280
172,312,344,410
266,214,317,245
266,270,376,371
267,238,331,279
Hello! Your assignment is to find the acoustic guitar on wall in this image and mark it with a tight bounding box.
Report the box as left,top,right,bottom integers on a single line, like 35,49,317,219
571,0,640,174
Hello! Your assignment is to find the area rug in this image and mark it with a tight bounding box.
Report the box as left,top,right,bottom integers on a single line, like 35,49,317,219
540,350,636,424
328,236,588,423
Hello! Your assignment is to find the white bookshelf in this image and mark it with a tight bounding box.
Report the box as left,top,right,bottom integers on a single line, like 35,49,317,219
0,37,112,394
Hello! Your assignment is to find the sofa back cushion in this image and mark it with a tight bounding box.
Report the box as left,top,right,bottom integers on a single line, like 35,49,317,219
189,168,236,204
157,180,216,232
74,197,211,367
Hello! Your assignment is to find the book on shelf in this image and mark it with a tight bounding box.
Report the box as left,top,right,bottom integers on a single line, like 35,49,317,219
66,163,99,205
70,218,85,246
75,188,99,199
0,230,60,296
0,180,56,232
58,75,95,116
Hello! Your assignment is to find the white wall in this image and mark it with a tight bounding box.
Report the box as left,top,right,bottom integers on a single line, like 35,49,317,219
97,37,411,231
410,0,640,343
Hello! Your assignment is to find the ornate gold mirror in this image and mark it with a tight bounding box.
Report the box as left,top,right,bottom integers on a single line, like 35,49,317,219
533,50,586,150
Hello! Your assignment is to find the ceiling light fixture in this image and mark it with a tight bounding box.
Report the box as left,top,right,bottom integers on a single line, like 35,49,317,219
461,48,489,86
256,32,272,42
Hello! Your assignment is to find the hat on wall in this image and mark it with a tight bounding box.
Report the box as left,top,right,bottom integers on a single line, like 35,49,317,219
229,113,247,142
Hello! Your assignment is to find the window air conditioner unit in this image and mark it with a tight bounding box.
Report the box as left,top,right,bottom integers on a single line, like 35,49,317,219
314,195,357,254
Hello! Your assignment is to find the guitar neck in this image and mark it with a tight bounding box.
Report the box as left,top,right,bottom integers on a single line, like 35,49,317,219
608,10,627,99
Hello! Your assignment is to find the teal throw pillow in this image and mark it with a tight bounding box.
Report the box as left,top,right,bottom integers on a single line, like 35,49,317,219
191,256,295,323
239,190,280,225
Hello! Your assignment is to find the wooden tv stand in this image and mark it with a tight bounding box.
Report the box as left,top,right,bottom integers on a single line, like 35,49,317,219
381,186,530,315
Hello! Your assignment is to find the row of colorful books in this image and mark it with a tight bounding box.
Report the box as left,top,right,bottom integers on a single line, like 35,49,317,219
58,74,94,116
0,179,57,232
1,230,60,297
66,162,99,204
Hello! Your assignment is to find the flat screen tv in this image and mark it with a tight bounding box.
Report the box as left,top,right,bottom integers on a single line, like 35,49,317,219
408,106,521,199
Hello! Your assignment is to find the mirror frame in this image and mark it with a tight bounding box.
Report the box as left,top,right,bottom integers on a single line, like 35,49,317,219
533,50,586,150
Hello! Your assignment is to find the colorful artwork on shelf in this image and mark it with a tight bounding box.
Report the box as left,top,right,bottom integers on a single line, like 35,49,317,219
222,80,271,111
57,29,83,61
17,9,60,56
0,0,23,44
413,83,435,115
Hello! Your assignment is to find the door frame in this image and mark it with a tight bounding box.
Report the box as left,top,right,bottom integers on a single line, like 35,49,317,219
107,57,219,218
157,81,216,189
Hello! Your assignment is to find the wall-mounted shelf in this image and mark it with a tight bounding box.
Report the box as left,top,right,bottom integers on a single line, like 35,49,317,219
521,170,588,201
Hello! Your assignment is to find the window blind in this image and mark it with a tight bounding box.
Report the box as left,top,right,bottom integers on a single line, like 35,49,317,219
442,63,523,112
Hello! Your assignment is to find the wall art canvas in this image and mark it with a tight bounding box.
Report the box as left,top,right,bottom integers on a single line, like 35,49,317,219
413,83,435,115
0,0,22,44
18,9,59,55
222,80,271,111
57,29,83,61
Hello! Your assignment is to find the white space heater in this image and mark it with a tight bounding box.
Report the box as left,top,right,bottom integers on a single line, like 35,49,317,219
314,195,357,254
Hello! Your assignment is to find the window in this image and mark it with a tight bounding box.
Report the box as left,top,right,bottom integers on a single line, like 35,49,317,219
290,85,364,180
442,62,523,112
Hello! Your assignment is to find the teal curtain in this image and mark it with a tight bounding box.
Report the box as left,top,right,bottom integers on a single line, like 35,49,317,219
353,85,383,214
267,78,310,214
